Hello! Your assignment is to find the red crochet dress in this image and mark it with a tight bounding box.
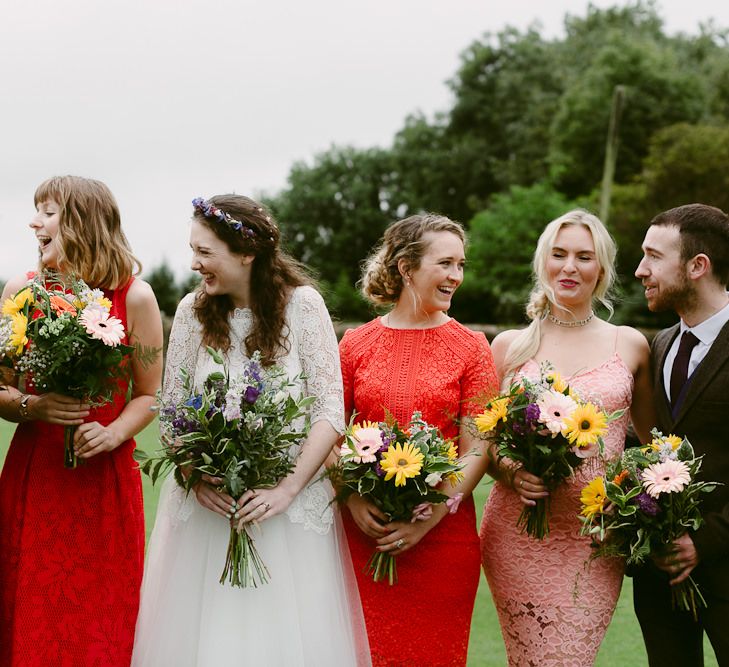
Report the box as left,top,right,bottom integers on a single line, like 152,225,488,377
0,278,145,667
339,317,497,667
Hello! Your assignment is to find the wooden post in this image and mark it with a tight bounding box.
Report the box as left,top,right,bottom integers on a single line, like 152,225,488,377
599,85,625,224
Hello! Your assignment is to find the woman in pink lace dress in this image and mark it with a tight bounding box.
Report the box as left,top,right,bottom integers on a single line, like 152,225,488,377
480,210,656,666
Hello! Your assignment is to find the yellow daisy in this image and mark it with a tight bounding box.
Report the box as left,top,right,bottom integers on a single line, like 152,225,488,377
580,477,607,517
380,442,424,487
2,289,33,317
446,441,458,461
445,471,464,487
10,312,28,355
564,403,608,447
650,434,682,451
545,371,567,393
474,397,510,433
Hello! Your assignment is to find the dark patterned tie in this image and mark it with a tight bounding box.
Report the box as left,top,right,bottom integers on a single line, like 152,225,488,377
669,331,700,406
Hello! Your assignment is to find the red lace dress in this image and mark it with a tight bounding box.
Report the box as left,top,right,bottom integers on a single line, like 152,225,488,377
0,278,145,667
339,317,498,667
480,355,633,667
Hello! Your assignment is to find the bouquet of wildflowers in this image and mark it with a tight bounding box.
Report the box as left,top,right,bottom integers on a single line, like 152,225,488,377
579,430,718,619
3,274,133,467
135,347,315,588
327,411,465,584
475,365,622,539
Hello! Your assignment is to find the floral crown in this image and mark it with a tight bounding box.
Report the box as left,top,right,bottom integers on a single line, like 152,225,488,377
192,197,256,238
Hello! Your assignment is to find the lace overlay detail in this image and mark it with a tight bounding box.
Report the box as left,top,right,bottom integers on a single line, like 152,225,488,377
480,353,633,667
340,319,498,666
286,482,334,535
160,286,344,535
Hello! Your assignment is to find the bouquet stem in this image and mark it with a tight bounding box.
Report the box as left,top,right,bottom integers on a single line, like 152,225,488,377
517,496,551,539
64,425,78,469
367,550,398,585
671,575,707,621
220,523,270,588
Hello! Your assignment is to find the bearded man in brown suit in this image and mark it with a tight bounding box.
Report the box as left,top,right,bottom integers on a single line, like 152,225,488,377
634,203,729,666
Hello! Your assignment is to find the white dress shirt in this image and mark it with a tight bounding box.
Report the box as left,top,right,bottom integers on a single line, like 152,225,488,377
663,300,729,402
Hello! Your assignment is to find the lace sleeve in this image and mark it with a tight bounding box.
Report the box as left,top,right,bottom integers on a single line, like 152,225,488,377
294,287,345,434
162,293,201,404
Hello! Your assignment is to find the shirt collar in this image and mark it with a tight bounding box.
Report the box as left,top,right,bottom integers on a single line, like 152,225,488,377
680,298,729,345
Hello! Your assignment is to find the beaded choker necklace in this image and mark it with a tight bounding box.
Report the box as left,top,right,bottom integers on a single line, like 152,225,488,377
547,310,594,328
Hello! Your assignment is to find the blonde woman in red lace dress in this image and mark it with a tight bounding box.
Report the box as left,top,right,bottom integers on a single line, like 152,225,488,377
339,214,498,667
480,210,655,666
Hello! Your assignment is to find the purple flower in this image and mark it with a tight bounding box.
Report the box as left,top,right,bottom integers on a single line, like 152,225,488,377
374,462,385,477
635,492,661,517
244,386,260,404
524,402,540,423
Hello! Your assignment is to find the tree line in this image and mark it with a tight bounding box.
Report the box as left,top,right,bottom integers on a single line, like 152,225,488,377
101,3,729,329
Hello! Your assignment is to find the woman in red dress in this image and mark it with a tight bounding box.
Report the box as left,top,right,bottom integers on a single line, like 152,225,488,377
339,214,498,666
0,175,163,666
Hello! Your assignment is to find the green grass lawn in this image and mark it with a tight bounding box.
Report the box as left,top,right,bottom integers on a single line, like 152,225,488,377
0,420,718,666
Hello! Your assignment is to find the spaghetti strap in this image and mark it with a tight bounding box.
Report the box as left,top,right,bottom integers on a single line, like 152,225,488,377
614,325,620,354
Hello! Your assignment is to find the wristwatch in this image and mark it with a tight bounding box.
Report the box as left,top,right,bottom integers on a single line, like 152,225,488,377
18,394,32,420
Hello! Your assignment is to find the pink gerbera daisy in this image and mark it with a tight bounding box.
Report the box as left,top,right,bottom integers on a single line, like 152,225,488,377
641,459,691,497
351,425,383,463
80,307,125,346
536,390,577,435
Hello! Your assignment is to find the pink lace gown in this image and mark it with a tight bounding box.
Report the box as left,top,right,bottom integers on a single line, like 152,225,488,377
480,353,633,667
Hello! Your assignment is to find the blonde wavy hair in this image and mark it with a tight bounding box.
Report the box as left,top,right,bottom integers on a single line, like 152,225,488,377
34,175,141,289
502,209,617,376
360,213,465,306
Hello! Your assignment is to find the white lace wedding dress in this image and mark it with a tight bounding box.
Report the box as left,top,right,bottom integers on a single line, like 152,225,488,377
132,287,370,666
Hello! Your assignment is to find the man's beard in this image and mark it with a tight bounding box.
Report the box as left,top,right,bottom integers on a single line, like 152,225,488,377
648,273,697,313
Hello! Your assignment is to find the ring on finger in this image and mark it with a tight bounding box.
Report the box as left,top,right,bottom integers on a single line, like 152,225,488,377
263,502,270,511
395,538,405,549
519,480,524,488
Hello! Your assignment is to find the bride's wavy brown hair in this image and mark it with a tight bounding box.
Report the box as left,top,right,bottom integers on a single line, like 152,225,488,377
191,194,313,366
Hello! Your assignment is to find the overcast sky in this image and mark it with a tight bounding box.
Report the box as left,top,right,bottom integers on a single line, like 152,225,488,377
2,0,728,282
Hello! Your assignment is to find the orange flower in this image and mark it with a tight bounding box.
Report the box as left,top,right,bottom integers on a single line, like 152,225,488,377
612,469,630,486
49,295,77,316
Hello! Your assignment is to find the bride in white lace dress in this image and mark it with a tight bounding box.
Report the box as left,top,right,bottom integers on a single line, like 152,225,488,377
132,195,369,667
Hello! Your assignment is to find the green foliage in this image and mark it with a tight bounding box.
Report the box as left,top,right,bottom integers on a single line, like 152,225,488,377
268,146,394,289
145,261,182,317
465,183,577,323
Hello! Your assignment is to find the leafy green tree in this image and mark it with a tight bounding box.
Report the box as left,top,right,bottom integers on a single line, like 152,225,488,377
462,182,577,323
266,146,395,319
549,33,705,197
145,262,181,318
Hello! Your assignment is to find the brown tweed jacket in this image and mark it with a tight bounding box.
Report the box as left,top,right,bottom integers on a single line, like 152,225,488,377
651,319,729,597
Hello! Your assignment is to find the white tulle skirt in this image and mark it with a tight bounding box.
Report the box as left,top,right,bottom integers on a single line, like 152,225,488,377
132,475,370,667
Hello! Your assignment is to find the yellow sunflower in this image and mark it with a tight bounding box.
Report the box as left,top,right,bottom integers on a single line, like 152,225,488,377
580,477,607,517
380,442,424,487
2,289,33,317
564,402,607,447
10,312,28,355
474,397,510,433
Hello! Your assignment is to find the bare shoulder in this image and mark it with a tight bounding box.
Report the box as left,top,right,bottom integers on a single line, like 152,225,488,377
616,325,650,373
126,278,158,309
490,328,523,370
2,274,32,299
